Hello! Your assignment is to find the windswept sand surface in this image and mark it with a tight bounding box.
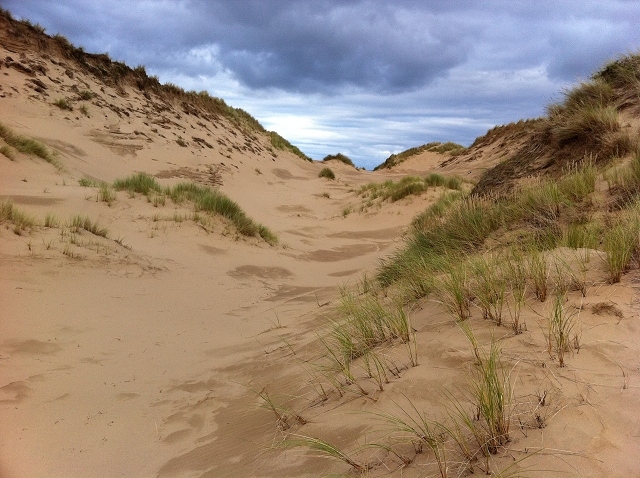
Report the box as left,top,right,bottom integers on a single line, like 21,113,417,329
3,25,640,478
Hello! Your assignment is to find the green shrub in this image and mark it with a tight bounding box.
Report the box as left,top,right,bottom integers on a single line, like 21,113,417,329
319,167,335,180
0,145,15,160
78,90,95,100
113,172,162,195
53,98,73,111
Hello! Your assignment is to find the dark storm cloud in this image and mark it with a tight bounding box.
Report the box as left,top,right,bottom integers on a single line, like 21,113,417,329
4,0,640,93
2,0,474,93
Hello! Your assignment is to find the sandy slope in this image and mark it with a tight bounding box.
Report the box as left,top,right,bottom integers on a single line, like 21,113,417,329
3,24,640,478
0,40,439,477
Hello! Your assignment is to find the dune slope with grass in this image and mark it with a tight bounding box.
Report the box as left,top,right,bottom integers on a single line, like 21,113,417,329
3,9,640,478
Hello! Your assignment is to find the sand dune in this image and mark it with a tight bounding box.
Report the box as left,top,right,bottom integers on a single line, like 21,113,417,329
3,14,640,478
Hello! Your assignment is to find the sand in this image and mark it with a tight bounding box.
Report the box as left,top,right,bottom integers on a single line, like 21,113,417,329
2,21,640,478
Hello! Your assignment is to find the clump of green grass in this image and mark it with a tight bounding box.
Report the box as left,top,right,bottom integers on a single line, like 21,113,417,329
525,249,549,302
469,340,512,454
470,254,506,326
547,90,633,160
78,90,95,100
0,122,59,168
98,185,116,206
547,293,579,367
0,200,37,235
514,180,566,225
167,182,278,244
359,173,463,205
78,177,106,188
53,98,73,111
44,212,59,228
69,215,108,237
559,160,597,201
603,212,639,283
318,167,335,180
371,402,448,476
563,221,601,249
435,259,472,321
411,191,463,231
605,147,640,207
79,104,90,117
504,250,528,334
113,172,162,195
379,196,497,289
0,144,15,160
113,173,276,243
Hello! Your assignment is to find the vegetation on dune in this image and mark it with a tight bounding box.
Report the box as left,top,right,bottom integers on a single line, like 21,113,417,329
359,172,463,205
0,200,37,235
318,167,336,180
268,131,312,161
0,200,110,243
322,153,356,167
473,51,640,196
374,141,466,170
294,149,640,474
6,8,640,474
0,9,309,162
0,121,59,168
53,98,73,111
111,172,277,244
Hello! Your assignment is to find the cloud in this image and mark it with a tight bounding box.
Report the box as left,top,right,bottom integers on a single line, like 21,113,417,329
3,0,640,168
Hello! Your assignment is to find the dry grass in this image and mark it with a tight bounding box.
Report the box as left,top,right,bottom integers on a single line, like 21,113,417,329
0,121,60,168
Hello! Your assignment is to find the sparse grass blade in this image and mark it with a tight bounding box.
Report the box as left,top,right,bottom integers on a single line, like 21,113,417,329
369,399,448,477
603,215,638,283
280,435,369,473
470,340,512,454
435,259,472,321
547,293,579,367
526,249,548,302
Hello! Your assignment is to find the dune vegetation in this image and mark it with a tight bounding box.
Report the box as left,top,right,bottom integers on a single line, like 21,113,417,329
4,7,640,476
110,172,278,244
265,52,640,476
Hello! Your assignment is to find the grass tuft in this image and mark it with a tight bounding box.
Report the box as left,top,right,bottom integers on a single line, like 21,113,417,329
603,212,638,283
113,172,162,195
0,122,59,168
0,145,15,160
69,215,108,237
280,435,369,472
0,200,37,234
53,98,73,111
318,167,335,180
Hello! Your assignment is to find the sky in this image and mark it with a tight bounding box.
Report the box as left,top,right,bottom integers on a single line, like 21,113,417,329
3,1,640,169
